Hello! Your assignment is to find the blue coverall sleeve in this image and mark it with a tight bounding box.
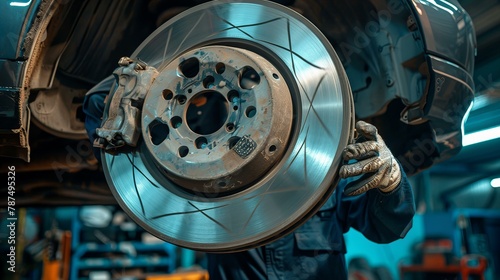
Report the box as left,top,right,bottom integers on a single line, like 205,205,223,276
82,75,116,161
336,163,415,243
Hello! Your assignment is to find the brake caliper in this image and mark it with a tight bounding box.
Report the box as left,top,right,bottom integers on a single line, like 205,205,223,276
95,57,158,151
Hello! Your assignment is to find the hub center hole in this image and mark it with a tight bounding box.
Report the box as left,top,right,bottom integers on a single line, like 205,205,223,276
186,91,228,135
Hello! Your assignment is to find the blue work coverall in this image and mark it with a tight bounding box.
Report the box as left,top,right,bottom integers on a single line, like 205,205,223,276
206,173,415,280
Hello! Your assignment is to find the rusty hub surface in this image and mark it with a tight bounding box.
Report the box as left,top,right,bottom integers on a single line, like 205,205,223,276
142,46,293,194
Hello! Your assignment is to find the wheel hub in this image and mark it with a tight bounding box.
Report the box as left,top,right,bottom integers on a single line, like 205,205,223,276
142,46,293,195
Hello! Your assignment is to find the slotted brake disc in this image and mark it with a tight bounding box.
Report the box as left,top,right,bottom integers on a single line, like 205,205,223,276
101,0,354,252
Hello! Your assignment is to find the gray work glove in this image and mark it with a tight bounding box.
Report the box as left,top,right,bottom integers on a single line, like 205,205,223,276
339,121,401,196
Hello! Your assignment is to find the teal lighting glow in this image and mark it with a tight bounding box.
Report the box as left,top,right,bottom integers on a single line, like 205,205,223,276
462,126,500,146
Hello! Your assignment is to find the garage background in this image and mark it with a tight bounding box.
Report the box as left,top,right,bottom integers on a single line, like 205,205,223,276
1,0,499,279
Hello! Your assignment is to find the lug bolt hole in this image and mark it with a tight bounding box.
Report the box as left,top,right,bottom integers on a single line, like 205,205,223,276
203,75,215,88
245,106,256,118
227,90,240,103
178,146,189,158
195,137,208,149
179,57,199,78
268,145,277,153
215,62,226,74
176,95,187,105
148,119,169,145
162,89,173,100
226,123,235,132
239,66,260,89
171,116,182,129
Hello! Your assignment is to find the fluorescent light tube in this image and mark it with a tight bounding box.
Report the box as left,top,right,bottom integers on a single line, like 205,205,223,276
463,126,500,146
491,178,500,188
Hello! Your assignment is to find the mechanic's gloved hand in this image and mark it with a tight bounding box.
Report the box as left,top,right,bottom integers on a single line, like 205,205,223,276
339,121,401,196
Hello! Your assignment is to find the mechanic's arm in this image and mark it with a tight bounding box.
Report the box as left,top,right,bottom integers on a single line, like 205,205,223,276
336,121,416,243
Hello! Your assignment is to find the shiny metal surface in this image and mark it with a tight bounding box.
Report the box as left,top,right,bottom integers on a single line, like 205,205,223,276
423,55,474,156
409,0,476,73
102,0,353,252
398,0,476,173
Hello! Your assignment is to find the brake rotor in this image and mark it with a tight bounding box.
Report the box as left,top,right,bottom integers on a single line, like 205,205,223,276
102,0,354,252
